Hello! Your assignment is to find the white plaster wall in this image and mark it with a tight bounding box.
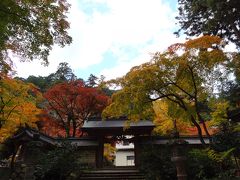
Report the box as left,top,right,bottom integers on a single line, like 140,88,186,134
115,150,135,166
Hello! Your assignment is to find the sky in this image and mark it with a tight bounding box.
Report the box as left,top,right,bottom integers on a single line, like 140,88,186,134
14,0,185,81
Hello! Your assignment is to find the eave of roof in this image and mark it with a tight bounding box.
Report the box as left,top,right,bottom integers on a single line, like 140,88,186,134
81,119,155,136
12,128,99,147
140,136,210,145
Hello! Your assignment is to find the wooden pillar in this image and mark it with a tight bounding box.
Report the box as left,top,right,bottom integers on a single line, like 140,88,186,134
134,136,140,167
96,136,104,168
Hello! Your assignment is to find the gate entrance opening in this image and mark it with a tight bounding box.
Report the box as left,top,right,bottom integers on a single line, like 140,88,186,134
81,118,155,168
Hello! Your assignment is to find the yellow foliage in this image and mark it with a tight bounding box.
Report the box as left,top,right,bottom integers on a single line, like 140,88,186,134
209,100,229,127
153,100,192,135
104,143,116,161
0,76,41,142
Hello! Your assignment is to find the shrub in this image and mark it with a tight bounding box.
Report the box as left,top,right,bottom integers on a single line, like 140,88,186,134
33,142,82,180
140,145,177,180
187,148,236,180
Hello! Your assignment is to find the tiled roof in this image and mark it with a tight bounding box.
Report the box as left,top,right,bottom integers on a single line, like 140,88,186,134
12,128,98,147
82,119,154,129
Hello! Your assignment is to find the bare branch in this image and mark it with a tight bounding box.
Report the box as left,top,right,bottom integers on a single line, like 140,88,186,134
6,105,18,121
187,65,198,97
168,79,194,98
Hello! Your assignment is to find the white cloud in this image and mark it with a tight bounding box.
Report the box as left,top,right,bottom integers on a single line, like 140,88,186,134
100,33,186,80
14,0,182,79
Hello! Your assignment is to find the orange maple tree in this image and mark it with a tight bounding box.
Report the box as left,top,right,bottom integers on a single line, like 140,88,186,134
0,75,41,142
41,80,110,137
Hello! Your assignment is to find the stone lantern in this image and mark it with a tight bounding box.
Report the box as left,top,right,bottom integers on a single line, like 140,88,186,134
170,121,188,180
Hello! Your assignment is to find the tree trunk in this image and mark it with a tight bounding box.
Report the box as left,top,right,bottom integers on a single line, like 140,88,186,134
65,126,70,138
197,113,212,144
72,120,76,137
201,120,212,143
10,145,19,171
190,116,206,146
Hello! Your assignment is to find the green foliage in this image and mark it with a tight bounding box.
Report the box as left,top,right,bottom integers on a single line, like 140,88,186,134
206,148,236,163
219,53,240,108
211,120,240,159
0,0,72,72
176,0,240,48
140,145,177,180
53,62,77,83
187,148,236,180
187,149,219,179
34,142,82,180
24,62,77,92
209,100,229,127
25,75,51,92
220,82,240,107
86,74,98,87
140,145,237,180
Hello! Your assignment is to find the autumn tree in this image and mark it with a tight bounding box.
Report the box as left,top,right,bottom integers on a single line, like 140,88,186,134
103,36,239,145
0,0,72,73
0,75,41,142
153,100,195,135
176,0,240,48
43,80,110,137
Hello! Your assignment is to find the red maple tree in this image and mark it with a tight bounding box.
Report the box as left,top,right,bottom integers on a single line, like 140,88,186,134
41,80,110,137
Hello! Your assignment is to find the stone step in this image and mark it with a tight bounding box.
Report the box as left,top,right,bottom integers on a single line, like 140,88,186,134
79,168,145,180
81,174,144,176
83,170,141,174
79,177,145,180
79,176,146,179
82,172,143,175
